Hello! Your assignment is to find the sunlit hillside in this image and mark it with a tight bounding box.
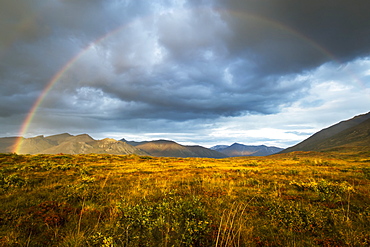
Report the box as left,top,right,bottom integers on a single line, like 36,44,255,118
1,151,369,246
281,112,370,153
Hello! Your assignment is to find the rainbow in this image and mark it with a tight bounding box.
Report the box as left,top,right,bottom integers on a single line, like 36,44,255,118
13,8,352,153
12,23,131,153
13,52,81,153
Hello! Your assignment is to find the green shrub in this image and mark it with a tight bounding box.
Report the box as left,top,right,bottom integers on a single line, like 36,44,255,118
290,179,354,201
362,168,370,180
88,194,211,246
0,173,27,190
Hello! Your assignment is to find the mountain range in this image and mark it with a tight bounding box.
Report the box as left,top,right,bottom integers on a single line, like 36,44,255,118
0,134,282,158
0,111,369,156
5,133,149,155
0,134,228,158
119,139,282,157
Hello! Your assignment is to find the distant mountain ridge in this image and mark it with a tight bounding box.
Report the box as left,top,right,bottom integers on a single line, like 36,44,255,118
5,110,368,157
0,134,227,158
0,134,285,157
211,143,283,156
281,111,370,153
121,139,227,158
0,133,148,155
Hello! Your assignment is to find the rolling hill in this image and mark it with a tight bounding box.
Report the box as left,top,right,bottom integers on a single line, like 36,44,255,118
211,143,283,156
130,140,227,158
281,111,370,153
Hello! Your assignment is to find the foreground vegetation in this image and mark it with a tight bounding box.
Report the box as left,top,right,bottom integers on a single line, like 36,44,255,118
0,151,370,246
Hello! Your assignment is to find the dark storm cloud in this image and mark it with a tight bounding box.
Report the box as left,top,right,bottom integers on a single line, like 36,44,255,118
0,0,150,118
0,0,369,143
47,2,312,121
217,0,370,74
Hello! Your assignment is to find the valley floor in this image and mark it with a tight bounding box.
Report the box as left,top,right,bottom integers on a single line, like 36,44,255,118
1,151,370,246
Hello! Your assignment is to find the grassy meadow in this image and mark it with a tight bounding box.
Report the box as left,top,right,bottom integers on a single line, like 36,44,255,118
0,151,370,246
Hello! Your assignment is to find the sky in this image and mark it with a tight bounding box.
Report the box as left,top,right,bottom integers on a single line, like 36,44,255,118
1,0,370,148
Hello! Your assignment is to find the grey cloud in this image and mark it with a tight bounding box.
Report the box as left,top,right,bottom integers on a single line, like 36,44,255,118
0,0,369,145
58,64,309,122
217,0,370,75
0,1,48,47
157,7,229,61
66,4,311,120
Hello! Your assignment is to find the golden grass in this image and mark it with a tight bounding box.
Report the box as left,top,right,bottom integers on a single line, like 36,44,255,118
0,151,370,246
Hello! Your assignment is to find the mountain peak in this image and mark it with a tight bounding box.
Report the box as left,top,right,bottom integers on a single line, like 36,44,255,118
72,134,94,142
101,138,118,143
135,140,226,158
75,133,93,138
231,142,244,146
151,139,178,144
214,143,283,157
50,133,72,137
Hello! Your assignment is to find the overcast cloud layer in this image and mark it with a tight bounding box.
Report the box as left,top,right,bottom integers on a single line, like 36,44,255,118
1,0,370,148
